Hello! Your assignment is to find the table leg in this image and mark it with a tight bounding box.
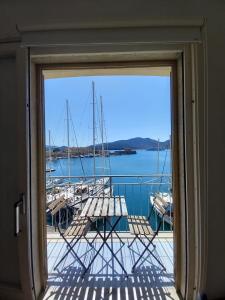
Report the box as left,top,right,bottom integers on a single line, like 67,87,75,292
105,217,125,244
83,216,127,277
104,217,128,276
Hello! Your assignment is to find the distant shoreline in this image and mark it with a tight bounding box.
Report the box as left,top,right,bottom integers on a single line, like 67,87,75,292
47,148,170,161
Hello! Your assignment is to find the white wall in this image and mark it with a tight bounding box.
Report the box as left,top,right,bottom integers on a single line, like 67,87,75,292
0,1,225,299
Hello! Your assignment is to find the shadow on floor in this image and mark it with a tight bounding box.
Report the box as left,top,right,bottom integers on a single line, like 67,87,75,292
45,239,176,299
45,264,175,299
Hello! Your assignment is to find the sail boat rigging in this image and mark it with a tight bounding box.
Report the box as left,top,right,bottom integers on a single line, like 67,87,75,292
46,130,58,190
46,130,56,174
92,81,96,183
90,81,110,196
66,99,71,181
150,137,173,227
97,95,111,175
46,83,111,211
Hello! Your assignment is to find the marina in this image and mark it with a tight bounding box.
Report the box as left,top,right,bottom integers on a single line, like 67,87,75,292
44,80,174,300
46,149,172,229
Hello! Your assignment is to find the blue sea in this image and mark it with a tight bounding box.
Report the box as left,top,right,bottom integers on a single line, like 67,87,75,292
48,150,172,231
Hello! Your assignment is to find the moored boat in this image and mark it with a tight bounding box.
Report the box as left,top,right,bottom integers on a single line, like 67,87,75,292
46,176,110,212
46,83,112,217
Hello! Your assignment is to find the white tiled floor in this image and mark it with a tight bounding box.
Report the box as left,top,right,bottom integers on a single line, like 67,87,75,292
44,235,179,300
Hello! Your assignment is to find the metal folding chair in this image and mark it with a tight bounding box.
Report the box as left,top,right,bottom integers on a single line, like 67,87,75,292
127,196,167,272
49,197,95,274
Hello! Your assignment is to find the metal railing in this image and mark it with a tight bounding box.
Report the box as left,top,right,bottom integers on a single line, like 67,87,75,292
46,174,173,233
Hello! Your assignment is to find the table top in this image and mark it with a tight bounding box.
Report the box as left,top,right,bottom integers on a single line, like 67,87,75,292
80,196,128,218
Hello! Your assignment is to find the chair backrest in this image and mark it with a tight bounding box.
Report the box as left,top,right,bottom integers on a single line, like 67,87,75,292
48,195,66,216
148,195,167,233
47,195,73,233
152,196,167,216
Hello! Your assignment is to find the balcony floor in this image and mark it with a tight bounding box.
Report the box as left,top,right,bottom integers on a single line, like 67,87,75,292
44,233,178,300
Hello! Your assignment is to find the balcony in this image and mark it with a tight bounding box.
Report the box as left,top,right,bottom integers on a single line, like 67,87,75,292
45,175,176,299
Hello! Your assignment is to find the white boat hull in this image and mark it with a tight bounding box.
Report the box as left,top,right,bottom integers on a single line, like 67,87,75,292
46,177,111,211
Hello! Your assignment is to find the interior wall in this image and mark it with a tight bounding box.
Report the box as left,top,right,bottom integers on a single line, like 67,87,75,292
0,57,23,299
0,1,225,299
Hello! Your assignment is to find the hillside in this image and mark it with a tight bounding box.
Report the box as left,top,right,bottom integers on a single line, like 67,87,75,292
46,137,170,152
91,137,170,150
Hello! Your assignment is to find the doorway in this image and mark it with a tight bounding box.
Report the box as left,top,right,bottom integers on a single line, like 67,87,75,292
39,62,178,299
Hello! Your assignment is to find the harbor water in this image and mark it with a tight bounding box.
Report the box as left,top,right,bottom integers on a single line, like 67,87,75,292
47,149,172,231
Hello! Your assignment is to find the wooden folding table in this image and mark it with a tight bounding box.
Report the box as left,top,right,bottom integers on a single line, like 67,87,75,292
80,195,128,276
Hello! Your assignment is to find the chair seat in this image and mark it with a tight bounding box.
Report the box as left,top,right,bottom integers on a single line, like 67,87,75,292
64,216,90,237
127,215,154,236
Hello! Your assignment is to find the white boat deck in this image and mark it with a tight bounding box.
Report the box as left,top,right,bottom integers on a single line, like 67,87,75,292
44,233,179,300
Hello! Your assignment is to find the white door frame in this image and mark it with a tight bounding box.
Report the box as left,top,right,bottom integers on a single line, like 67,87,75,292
19,24,207,299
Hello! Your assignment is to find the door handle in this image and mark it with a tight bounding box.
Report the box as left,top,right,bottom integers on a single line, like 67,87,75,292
14,193,26,236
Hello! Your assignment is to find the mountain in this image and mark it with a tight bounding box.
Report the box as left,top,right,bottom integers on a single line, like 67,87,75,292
46,138,170,152
90,137,170,151
45,145,67,152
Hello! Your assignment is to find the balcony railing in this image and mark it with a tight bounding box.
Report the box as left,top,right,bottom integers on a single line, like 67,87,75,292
46,174,173,233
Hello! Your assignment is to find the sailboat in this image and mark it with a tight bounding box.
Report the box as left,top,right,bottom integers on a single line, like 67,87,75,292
46,82,110,211
46,130,63,190
150,138,173,226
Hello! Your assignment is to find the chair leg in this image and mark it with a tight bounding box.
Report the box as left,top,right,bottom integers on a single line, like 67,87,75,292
89,231,99,244
128,236,137,248
113,229,125,245
146,249,166,271
132,242,149,272
84,235,95,248
132,236,166,272
106,218,125,244
138,235,156,252
54,234,83,270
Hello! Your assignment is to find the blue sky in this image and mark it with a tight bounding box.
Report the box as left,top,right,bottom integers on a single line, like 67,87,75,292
44,75,171,147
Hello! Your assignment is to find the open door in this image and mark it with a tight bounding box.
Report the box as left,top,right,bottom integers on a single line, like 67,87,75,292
16,47,47,299
15,47,36,300
0,47,37,299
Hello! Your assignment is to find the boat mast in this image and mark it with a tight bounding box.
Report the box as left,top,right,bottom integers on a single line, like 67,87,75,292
92,82,96,182
48,130,51,161
100,96,105,175
48,129,52,176
169,134,172,187
66,99,71,181
157,138,160,174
